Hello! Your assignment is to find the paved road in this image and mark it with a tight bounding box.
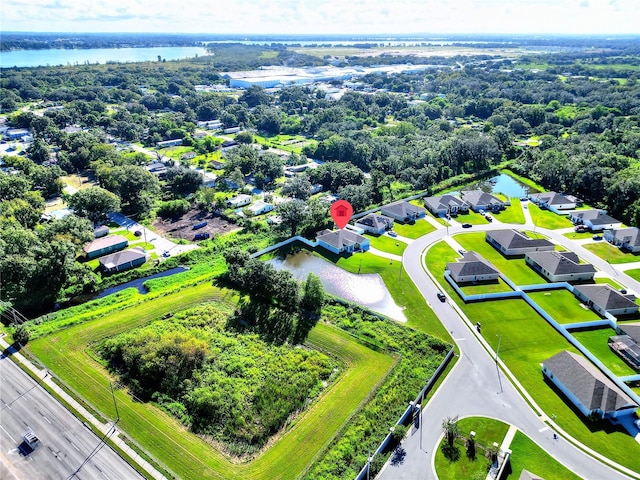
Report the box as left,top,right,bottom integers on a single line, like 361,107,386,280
0,350,144,480
378,220,640,480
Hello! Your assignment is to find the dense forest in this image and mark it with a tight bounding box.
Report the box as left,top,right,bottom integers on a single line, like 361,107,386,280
1,41,640,314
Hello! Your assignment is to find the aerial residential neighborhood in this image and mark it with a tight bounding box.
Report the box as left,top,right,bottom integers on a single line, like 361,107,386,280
1,21,640,480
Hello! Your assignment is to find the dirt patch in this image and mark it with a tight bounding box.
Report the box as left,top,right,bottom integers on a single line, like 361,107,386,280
152,208,239,241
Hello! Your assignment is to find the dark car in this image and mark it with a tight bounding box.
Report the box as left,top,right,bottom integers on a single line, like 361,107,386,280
592,235,603,241
133,230,143,237
437,292,446,302
462,223,472,228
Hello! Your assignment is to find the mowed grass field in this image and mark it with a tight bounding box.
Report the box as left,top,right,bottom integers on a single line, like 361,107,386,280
528,203,574,229
493,199,526,224
582,242,640,264
392,218,437,239
27,282,395,480
365,233,407,256
508,431,582,480
527,289,602,324
571,328,638,377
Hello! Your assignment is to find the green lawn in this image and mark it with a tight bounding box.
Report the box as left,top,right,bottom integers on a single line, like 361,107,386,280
528,203,574,229
582,242,640,264
454,233,547,285
435,417,509,480
456,211,490,225
527,290,602,324
624,268,640,283
365,234,407,256
508,431,582,480
563,231,594,240
571,328,638,377
27,283,395,480
457,298,640,473
595,277,624,290
459,278,514,295
492,199,525,224
392,218,437,239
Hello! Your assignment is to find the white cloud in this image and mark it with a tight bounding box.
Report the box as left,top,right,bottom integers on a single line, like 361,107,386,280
3,0,639,34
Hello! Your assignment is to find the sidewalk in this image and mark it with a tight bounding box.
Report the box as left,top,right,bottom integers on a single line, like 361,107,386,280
0,336,166,480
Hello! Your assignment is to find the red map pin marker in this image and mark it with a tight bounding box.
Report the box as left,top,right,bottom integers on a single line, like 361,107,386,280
330,200,353,229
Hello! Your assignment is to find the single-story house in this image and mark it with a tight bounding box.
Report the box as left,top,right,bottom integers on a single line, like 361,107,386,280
542,350,638,420
84,234,128,260
181,151,197,160
525,251,596,283
146,162,168,177
486,230,555,256
380,201,426,223
310,183,323,195
604,227,640,253
227,194,252,208
569,210,622,232
423,194,469,217
93,225,110,239
446,251,500,284
99,247,147,273
247,201,273,216
156,138,183,148
608,335,640,371
223,126,242,134
4,128,30,140
210,160,225,170
316,229,370,255
573,284,639,316
460,190,505,213
528,191,578,211
355,214,394,235
618,324,640,344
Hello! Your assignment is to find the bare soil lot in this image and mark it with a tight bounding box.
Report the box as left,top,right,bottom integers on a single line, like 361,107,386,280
153,208,239,241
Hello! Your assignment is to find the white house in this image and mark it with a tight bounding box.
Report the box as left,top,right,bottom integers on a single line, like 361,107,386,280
355,214,394,235
542,350,638,421
604,227,640,253
247,201,273,216
445,252,500,284
316,229,370,255
227,194,252,208
569,210,622,232
525,251,596,283
573,284,639,316
528,191,578,211
223,126,242,134
156,138,183,148
486,230,555,256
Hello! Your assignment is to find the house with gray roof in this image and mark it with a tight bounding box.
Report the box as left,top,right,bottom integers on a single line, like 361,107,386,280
84,234,128,260
380,201,426,223
525,250,596,283
519,471,544,480
573,284,639,316
608,335,640,371
619,323,640,344
604,227,640,253
446,252,500,284
528,191,578,211
569,209,622,232
99,247,147,273
423,194,469,217
486,229,555,256
355,213,394,235
542,350,638,420
316,229,370,255
460,190,505,213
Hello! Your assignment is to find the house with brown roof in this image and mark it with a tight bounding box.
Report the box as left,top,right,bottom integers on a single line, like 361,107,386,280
355,214,394,235
542,350,638,420
446,252,500,284
84,235,129,260
525,251,596,283
573,284,639,316
486,230,555,256
316,229,370,255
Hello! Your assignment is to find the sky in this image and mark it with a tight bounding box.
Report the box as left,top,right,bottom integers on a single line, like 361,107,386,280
2,0,639,35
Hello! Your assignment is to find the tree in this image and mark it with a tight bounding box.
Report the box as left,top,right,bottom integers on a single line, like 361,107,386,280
165,166,203,195
300,273,324,313
282,175,312,200
13,324,30,346
67,187,121,223
278,199,308,237
239,86,270,108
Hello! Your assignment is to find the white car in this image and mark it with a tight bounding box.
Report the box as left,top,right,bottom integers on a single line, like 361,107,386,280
23,430,40,450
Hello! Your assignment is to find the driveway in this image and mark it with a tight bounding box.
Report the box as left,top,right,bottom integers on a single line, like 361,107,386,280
378,221,640,480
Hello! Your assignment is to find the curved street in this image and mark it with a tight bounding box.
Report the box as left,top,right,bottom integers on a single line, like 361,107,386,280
378,215,640,480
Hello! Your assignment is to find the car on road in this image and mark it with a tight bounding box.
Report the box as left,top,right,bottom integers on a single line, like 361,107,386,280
388,231,398,237
133,230,142,237
592,234,603,241
437,292,446,302
22,430,40,451
462,223,472,228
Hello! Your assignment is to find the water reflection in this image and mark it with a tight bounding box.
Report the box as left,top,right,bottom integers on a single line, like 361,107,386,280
475,173,532,197
269,251,406,322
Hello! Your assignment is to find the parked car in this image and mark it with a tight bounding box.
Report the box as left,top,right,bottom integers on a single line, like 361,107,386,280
462,223,472,228
458,249,466,255
575,225,588,233
592,235,603,241
437,292,446,302
133,230,142,237
194,233,210,241
388,231,398,237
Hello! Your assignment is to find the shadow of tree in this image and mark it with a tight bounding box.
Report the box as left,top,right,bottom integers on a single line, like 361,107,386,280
390,446,407,466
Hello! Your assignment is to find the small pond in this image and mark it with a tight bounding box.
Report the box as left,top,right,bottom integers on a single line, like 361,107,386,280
269,251,406,322
472,173,533,198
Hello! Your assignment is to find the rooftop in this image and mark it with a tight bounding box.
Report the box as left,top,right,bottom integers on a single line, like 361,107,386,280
84,234,128,253
574,284,638,311
487,229,554,251
317,229,366,249
525,250,596,276
446,251,500,278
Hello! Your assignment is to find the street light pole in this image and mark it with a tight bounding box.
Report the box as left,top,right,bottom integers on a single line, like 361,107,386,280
495,334,502,364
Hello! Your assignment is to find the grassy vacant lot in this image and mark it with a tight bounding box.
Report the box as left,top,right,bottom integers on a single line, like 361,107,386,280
582,242,640,264
527,290,602,325
365,234,407,256
456,211,490,225
493,199,525,224
508,431,582,480
454,232,546,285
27,283,395,480
528,203,574,229
252,133,315,154
571,328,638,377
434,417,509,480
563,231,594,240
392,218,437,238
458,298,640,473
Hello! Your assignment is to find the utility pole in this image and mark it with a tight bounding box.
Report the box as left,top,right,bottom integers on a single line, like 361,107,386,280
496,334,502,364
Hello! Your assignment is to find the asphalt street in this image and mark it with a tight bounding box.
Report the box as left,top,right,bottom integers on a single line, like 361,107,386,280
378,220,640,480
0,351,144,480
